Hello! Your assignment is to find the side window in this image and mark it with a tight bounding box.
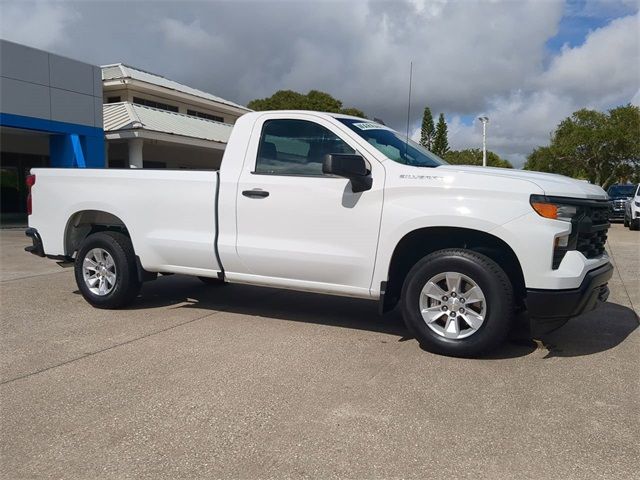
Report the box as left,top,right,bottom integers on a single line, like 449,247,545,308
255,119,355,176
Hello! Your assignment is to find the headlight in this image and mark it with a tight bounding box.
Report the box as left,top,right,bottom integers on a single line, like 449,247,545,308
530,195,578,222
635,201,640,207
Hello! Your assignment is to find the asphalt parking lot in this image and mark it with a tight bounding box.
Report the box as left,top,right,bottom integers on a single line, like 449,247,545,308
1,225,638,479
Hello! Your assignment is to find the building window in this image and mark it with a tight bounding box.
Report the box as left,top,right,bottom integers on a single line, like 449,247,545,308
187,109,224,122
107,96,121,103
133,97,179,113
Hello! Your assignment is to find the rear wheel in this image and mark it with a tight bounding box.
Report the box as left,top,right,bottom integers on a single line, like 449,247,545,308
401,249,514,357
74,231,141,309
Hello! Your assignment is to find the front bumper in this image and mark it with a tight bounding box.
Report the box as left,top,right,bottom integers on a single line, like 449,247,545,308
525,262,613,334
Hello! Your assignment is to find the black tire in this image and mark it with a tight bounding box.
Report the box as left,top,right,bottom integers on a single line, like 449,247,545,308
631,218,640,231
197,276,226,286
401,248,514,357
623,215,629,227
74,231,141,309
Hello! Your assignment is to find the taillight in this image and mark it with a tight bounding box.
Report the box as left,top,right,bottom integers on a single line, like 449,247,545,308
26,174,36,215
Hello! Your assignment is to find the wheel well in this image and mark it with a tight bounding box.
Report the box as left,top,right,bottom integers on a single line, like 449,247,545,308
64,210,129,257
383,227,526,312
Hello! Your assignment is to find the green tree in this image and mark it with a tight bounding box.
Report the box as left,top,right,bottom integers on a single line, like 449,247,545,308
340,107,367,118
247,89,366,117
443,149,513,168
432,113,449,156
305,90,342,112
524,105,640,188
420,107,435,150
524,146,574,177
247,90,307,111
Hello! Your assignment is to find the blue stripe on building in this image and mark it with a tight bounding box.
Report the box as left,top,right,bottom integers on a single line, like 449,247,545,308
0,113,104,168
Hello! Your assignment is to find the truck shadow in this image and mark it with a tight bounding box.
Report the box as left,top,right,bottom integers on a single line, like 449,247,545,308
537,302,639,358
133,274,407,337
479,302,639,359
122,275,638,359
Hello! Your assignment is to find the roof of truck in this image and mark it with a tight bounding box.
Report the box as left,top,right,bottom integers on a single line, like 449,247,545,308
239,110,368,121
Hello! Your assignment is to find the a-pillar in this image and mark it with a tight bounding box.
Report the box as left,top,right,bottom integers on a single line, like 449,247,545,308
128,137,144,168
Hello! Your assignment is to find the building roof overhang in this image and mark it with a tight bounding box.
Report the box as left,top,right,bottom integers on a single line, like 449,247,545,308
103,102,233,149
104,129,226,150
101,63,251,115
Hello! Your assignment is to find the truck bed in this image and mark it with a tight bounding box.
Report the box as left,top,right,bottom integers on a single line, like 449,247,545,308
29,168,222,276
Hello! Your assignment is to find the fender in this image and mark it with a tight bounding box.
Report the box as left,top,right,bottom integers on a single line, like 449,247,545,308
371,215,513,297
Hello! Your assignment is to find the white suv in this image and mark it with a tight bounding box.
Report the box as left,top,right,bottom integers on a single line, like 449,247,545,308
624,184,640,230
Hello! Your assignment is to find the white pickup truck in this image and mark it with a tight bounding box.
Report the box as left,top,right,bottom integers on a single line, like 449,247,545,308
25,111,613,356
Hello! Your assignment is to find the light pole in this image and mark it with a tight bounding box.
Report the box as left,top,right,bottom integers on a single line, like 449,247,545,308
478,116,489,167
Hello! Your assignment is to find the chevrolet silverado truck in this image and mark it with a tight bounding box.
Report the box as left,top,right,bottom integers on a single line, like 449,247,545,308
25,111,613,356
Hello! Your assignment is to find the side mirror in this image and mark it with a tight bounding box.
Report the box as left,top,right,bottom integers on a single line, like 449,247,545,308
322,154,373,193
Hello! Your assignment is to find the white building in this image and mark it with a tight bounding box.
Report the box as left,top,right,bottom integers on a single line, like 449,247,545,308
101,63,251,169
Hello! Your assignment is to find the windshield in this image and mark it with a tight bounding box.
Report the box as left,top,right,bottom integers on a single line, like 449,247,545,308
338,118,447,168
607,184,637,197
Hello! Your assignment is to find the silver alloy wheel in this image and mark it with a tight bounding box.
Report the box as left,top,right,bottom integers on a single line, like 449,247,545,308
419,271,487,340
82,248,117,296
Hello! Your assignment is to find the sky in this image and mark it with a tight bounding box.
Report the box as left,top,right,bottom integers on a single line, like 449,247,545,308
1,0,639,168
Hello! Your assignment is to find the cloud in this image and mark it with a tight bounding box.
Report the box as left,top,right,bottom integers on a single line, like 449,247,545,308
439,91,578,167
539,13,640,107
158,18,222,50
114,0,566,127
0,0,637,168
0,1,80,50
421,11,640,167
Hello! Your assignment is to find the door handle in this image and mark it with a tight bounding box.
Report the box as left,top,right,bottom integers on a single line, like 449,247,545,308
242,189,269,198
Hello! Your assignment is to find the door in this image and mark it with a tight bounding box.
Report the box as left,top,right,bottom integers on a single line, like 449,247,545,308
234,116,384,296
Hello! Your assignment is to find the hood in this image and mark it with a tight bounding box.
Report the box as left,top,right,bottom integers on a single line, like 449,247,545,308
436,165,607,199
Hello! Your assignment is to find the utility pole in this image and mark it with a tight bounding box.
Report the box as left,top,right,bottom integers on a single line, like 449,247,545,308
478,116,489,167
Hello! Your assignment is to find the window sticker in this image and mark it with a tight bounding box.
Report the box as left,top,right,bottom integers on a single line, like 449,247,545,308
352,122,390,131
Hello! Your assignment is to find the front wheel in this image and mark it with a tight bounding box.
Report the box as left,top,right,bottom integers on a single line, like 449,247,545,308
74,231,141,309
401,249,514,357
623,215,629,227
